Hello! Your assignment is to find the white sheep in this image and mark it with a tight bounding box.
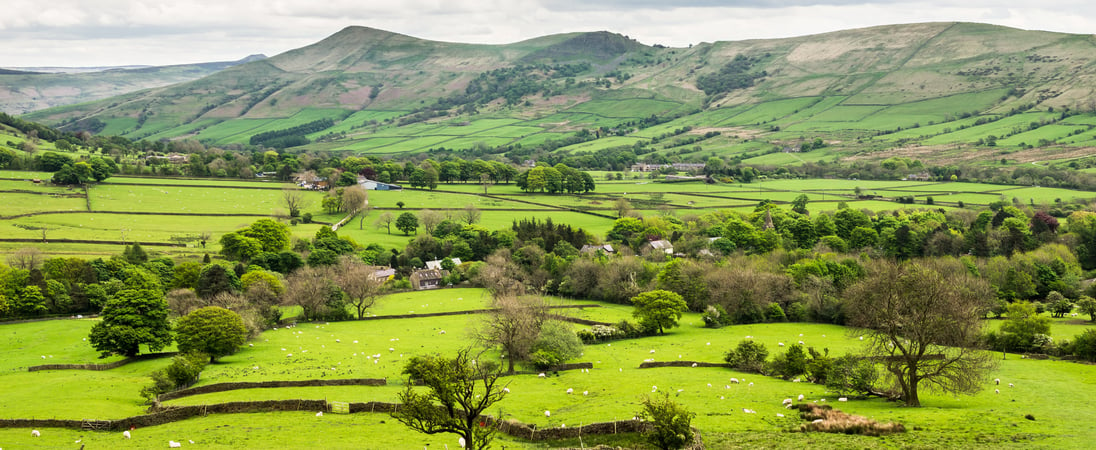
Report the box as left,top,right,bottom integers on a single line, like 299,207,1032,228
459,437,466,448
583,391,589,396
730,378,740,384
782,398,793,406
838,397,848,402
31,429,40,437
317,411,324,416
651,385,658,391
743,408,756,414
566,388,573,394
995,389,1000,394
748,382,754,387
538,373,546,378
439,330,446,334
798,341,805,345
778,342,785,347
544,410,551,417
1009,383,1015,388
650,349,656,354
691,363,698,367
776,413,785,417
708,383,713,387
745,335,753,339
169,441,182,448
503,387,510,393
792,378,801,383
124,430,131,439
995,378,1000,385
798,394,805,401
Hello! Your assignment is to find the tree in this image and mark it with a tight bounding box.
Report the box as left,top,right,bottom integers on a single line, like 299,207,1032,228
174,306,248,363
639,393,695,450
122,242,148,264
630,290,688,335
281,266,336,321
996,301,1052,352
333,256,384,319
418,210,443,235
392,349,507,450
723,340,769,373
6,247,43,270
791,194,810,215
88,288,172,357
474,295,548,373
1048,291,1073,318
1077,296,1096,322
845,259,997,406
375,212,395,235
196,264,240,299
396,212,419,235
460,204,481,225
340,185,368,215
614,198,633,218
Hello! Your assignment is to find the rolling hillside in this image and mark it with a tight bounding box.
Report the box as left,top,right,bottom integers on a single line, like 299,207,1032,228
0,55,266,115
21,23,1096,167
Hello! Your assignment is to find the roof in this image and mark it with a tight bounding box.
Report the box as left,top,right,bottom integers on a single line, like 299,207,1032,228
426,258,461,270
580,244,614,253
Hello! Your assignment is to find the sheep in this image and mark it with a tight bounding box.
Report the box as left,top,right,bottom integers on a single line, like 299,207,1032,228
31,429,40,437
792,378,801,383
677,389,684,393
995,378,1000,385
566,388,574,394
650,349,656,354
778,342,785,347
503,388,511,393
776,413,785,418
743,409,756,414
798,394,805,401
1009,383,1015,388
439,330,446,334
538,373,546,378
544,410,551,417
730,378,740,384
748,382,754,387
838,397,848,402
317,411,324,416
652,385,658,391
583,391,589,396
798,341,805,345
169,441,182,448
708,383,713,387
124,430,131,439
335,339,340,343
745,335,753,339
995,389,1000,394
353,340,359,343
248,343,254,347
459,437,466,448
782,398,793,406
691,363,698,367
858,336,864,340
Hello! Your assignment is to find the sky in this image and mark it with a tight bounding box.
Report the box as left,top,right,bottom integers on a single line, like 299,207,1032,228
2,0,1095,68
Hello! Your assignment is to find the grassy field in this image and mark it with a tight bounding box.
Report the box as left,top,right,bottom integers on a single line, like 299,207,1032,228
2,287,1096,448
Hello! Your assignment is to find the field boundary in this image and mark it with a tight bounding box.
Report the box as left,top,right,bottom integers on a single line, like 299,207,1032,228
27,352,177,372
351,304,612,326
0,399,696,445
156,378,387,402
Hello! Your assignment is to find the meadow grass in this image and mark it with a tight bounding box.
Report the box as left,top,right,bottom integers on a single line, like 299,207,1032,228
3,288,1096,448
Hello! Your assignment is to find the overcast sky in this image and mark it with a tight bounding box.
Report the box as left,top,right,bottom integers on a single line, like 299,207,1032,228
3,0,1095,67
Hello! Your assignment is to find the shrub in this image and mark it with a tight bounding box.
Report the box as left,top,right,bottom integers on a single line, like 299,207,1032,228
639,393,695,450
804,347,833,383
794,403,905,436
532,321,583,365
765,302,786,322
615,319,650,338
140,352,208,401
724,340,769,373
825,355,879,397
529,349,564,369
701,304,726,328
786,302,809,322
768,343,808,379
577,324,625,344
1068,329,1096,361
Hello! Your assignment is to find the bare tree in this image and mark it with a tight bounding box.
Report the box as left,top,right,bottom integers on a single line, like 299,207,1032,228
418,209,443,235
375,212,395,235
333,256,384,319
474,295,549,373
340,185,368,215
6,247,43,270
282,266,334,321
460,204,481,225
473,250,525,297
845,258,998,406
282,187,311,218
166,288,203,317
480,172,494,195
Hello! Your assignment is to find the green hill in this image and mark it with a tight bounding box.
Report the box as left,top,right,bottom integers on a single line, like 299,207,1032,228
21,22,1096,167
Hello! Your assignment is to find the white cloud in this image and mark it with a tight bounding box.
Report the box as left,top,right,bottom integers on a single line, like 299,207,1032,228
0,0,1094,67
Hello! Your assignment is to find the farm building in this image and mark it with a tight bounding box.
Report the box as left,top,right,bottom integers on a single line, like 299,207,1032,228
425,258,461,270
410,269,449,290
580,244,614,255
646,239,673,254
358,178,403,190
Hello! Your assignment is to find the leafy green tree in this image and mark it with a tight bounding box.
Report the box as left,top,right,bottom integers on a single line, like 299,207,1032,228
392,349,507,450
630,290,687,335
639,393,695,450
1069,329,1096,362
396,212,419,235
238,218,292,253
997,301,1052,352
195,264,240,299
88,288,172,357
1048,291,1072,318
791,194,810,215
15,285,47,316
529,320,583,369
122,242,149,264
174,307,248,363
1077,296,1096,322
218,232,263,261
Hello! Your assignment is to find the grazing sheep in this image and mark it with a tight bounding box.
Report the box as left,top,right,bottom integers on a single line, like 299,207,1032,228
730,378,740,384
778,342,785,347
708,383,713,387
859,336,864,340
652,386,658,391
995,378,1000,385
692,363,698,367
31,429,40,437
745,335,753,339
124,430,131,439
792,378,801,383
650,349,656,354
743,409,756,414
545,410,551,417
459,437,466,448
1009,383,1015,388
248,343,253,347
776,413,785,418
169,441,182,448
838,397,848,402
503,388,510,393
783,398,793,406
748,382,754,387
583,391,589,396
677,389,684,393
798,394,805,401
538,373,546,378
317,411,324,416
566,388,573,394
995,389,1000,394
798,341,805,345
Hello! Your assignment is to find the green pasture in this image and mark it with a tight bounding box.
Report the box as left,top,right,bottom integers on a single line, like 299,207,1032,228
3,286,1096,448
0,170,56,180
0,192,87,216
87,184,301,215
922,112,1058,145
718,98,820,126
996,124,1089,147
103,177,291,188
566,98,684,119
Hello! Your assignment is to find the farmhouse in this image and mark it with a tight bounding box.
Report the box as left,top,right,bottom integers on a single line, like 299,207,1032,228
410,269,449,290
580,244,614,255
646,239,673,255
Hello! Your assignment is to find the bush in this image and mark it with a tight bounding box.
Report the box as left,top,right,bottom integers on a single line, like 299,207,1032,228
532,321,583,364
786,302,809,322
577,324,625,343
1068,329,1096,361
529,349,564,369
639,393,695,450
701,304,726,328
825,355,878,397
724,340,769,373
804,347,833,384
765,302,786,322
768,343,808,379
140,352,208,401
615,319,650,338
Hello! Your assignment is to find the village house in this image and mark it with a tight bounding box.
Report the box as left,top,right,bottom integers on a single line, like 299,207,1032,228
410,269,449,290
425,258,461,270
